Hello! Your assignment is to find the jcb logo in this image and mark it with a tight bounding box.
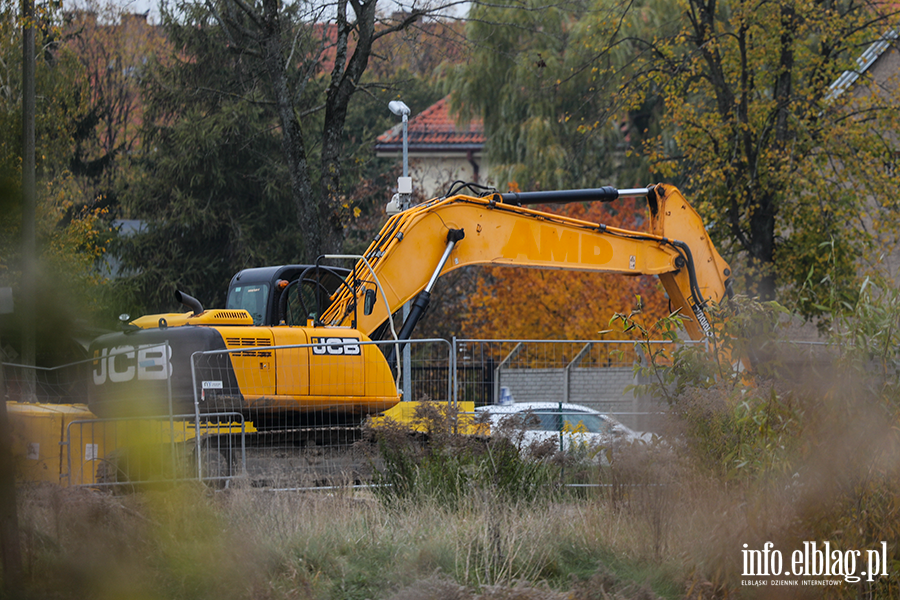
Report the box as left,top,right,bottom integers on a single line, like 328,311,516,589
311,337,361,356
93,344,173,385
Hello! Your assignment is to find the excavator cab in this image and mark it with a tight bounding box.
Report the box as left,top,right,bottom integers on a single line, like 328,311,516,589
226,282,269,325
225,265,350,327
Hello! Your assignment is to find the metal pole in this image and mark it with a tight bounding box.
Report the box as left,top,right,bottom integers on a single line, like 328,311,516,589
388,100,413,399
0,3,34,585
451,336,458,407
0,328,21,587
493,342,522,405
402,306,411,401
166,341,176,480
20,0,36,404
402,113,408,178
564,342,593,406
190,352,203,479
400,107,411,401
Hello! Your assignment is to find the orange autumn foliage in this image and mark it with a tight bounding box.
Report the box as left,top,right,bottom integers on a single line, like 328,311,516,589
461,197,671,340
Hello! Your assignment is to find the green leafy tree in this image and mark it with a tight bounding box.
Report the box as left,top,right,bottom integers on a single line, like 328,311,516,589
447,0,656,190
171,0,457,261
112,3,448,314
575,0,900,309
450,0,900,318
0,0,108,313
111,7,296,313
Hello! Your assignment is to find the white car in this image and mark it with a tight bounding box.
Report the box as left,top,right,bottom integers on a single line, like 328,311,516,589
474,402,650,455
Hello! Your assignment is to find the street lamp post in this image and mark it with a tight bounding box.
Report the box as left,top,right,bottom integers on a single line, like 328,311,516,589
387,100,413,401
386,101,412,215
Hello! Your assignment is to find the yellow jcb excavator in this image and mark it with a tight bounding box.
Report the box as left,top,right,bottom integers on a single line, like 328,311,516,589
88,183,732,422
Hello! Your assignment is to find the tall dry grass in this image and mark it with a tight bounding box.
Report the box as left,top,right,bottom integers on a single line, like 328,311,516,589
11,479,682,600
12,377,897,600
614,293,900,599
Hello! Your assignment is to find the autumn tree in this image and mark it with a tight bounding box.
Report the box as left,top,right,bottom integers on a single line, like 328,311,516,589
451,0,900,319
63,3,165,212
461,198,670,339
443,0,662,339
445,0,675,339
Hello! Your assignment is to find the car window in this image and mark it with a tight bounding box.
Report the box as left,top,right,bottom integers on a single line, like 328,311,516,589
528,410,613,433
492,411,539,431
535,412,560,430
561,413,612,434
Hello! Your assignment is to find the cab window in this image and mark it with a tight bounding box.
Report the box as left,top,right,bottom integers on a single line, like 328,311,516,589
226,284,269,325
284,282,319,327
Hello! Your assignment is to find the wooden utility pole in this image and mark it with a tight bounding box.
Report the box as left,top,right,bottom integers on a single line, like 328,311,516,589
20,0,36,401
0,0,37,587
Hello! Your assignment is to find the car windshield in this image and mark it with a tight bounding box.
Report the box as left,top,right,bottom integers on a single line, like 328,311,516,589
226,283,269,325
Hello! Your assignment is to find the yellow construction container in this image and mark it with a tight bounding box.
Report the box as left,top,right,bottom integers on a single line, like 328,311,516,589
7,402,255,486
7,402,97,485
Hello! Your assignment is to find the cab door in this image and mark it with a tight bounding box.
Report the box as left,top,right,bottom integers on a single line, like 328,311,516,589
218,327,275,397
271,328,310,397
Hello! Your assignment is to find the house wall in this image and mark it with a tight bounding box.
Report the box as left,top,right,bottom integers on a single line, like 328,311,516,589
406,153,491,199
858,44,900,283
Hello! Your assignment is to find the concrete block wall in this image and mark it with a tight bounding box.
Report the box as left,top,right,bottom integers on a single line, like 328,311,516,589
570,368,635,402
496,369,565,405
496,366,665,431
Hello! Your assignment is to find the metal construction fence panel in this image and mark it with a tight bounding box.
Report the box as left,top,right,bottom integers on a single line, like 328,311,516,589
451,339,671,431
2,359,90,405
63,413,248,489
188,338,452,489
3,337,830,490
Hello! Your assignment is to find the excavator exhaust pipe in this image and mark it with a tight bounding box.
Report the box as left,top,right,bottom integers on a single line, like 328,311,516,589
175,290,203,316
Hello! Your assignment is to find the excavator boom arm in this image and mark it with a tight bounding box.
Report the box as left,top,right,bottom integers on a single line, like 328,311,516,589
322,184,731,341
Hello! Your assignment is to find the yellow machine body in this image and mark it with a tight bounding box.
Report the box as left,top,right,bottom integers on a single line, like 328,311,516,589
6,402,255,485
217,324,398,413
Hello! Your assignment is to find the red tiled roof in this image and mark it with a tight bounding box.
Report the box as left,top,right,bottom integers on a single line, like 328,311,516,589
376,96,485,151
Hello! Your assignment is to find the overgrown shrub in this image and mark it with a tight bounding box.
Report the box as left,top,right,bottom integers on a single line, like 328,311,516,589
619,288,900,598
364,402,560,508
